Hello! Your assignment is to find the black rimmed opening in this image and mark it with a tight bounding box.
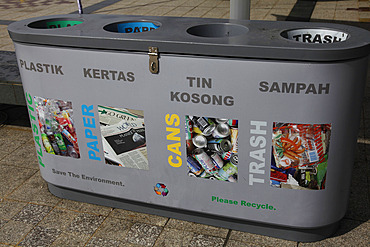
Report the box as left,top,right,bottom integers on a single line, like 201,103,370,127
281,28,349,44
187,23,248,38
104,21,161,33
28,18,83,29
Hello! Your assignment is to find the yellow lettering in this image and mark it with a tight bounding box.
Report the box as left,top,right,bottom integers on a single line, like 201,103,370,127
168,155,182,167
166,127,181,141
167,142,181,156
165,114,180,126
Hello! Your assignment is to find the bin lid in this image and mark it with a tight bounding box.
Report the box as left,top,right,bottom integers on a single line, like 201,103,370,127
7,14,370,62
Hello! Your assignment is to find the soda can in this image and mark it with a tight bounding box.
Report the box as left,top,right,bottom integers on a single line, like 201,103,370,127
212,123,230,138
210,153,224,169
214,173,228,181
199,170,208,178
217,162,238,180
190,116,216,136
228,119,238,127
208,139,232,153
192,126,203,135
221,151,233,160
215,118,228,124
186,139,195,152
185,116,193,140
230,153,238,166
230,127,238,153
208,138,224,144
187,156,203,175
228,174,237,182
188,171,197,177
192,134,207,148
193,148,216,174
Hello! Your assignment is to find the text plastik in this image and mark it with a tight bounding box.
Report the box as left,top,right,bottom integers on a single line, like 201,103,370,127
19,59,64,75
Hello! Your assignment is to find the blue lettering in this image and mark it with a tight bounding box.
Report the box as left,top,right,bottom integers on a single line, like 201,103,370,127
88,150,101,161
85,129,97,139
87,141,100,152
81,104,94,116
81,104,101,161
83,117,96,128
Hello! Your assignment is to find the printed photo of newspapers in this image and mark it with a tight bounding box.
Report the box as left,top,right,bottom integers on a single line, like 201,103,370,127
98,105,148,170
271,122,331,190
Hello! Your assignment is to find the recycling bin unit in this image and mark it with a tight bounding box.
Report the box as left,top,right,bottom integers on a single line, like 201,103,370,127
8,14,370,242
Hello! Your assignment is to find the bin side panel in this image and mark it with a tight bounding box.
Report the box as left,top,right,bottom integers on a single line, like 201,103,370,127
14,42,368,229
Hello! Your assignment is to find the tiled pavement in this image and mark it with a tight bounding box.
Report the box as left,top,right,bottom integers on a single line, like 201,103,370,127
0,0,369,246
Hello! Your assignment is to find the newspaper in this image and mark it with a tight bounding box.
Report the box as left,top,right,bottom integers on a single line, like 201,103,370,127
98,106,148,170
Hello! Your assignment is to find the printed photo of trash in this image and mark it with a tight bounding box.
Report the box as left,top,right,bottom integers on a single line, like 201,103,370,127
186,116,238,182
271,123,331,190
35,97,80,158
98,106,148,170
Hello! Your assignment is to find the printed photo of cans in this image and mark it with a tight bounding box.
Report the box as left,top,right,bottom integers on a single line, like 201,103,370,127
35,96,80,158
186,116,238,182
271,122,331,190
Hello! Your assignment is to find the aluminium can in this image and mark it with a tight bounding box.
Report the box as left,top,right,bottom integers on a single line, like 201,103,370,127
188,171,197,177
193,126,203,135
193,148,216,174
208,139,232,153
228,174,237,182
217,162,238,180
230,127,238,153
187,155,203,175
210,152,224,169
212,123,231,138
192,134,207,148
230,153,238,166
215,118,228,123
190,116,216,136
228,119,238,127
185,116,193,140
221,151,233,160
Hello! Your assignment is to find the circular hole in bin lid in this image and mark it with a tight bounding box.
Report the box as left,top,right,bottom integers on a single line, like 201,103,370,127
104,21,161,33
281,28,349,44
187,23,248,38
28,18,83,29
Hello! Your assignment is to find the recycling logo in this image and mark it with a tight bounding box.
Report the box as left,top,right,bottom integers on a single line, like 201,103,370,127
154,183,169,197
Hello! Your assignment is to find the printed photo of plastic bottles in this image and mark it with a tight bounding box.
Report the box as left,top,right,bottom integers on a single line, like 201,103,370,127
35,96,80,158
186,116,238,182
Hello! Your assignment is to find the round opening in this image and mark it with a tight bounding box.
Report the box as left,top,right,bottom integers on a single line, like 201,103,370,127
104,21,161,33
281,28,349,44
187,23,248,38
28,18,83,29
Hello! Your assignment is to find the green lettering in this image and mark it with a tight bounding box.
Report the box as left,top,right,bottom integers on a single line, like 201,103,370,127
38,156,45,167
26,92,33,105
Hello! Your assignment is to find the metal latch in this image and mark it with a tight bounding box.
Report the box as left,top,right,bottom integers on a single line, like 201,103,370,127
148,47,159,74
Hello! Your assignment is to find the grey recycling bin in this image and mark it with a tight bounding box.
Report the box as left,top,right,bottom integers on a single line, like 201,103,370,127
8,14,370,242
